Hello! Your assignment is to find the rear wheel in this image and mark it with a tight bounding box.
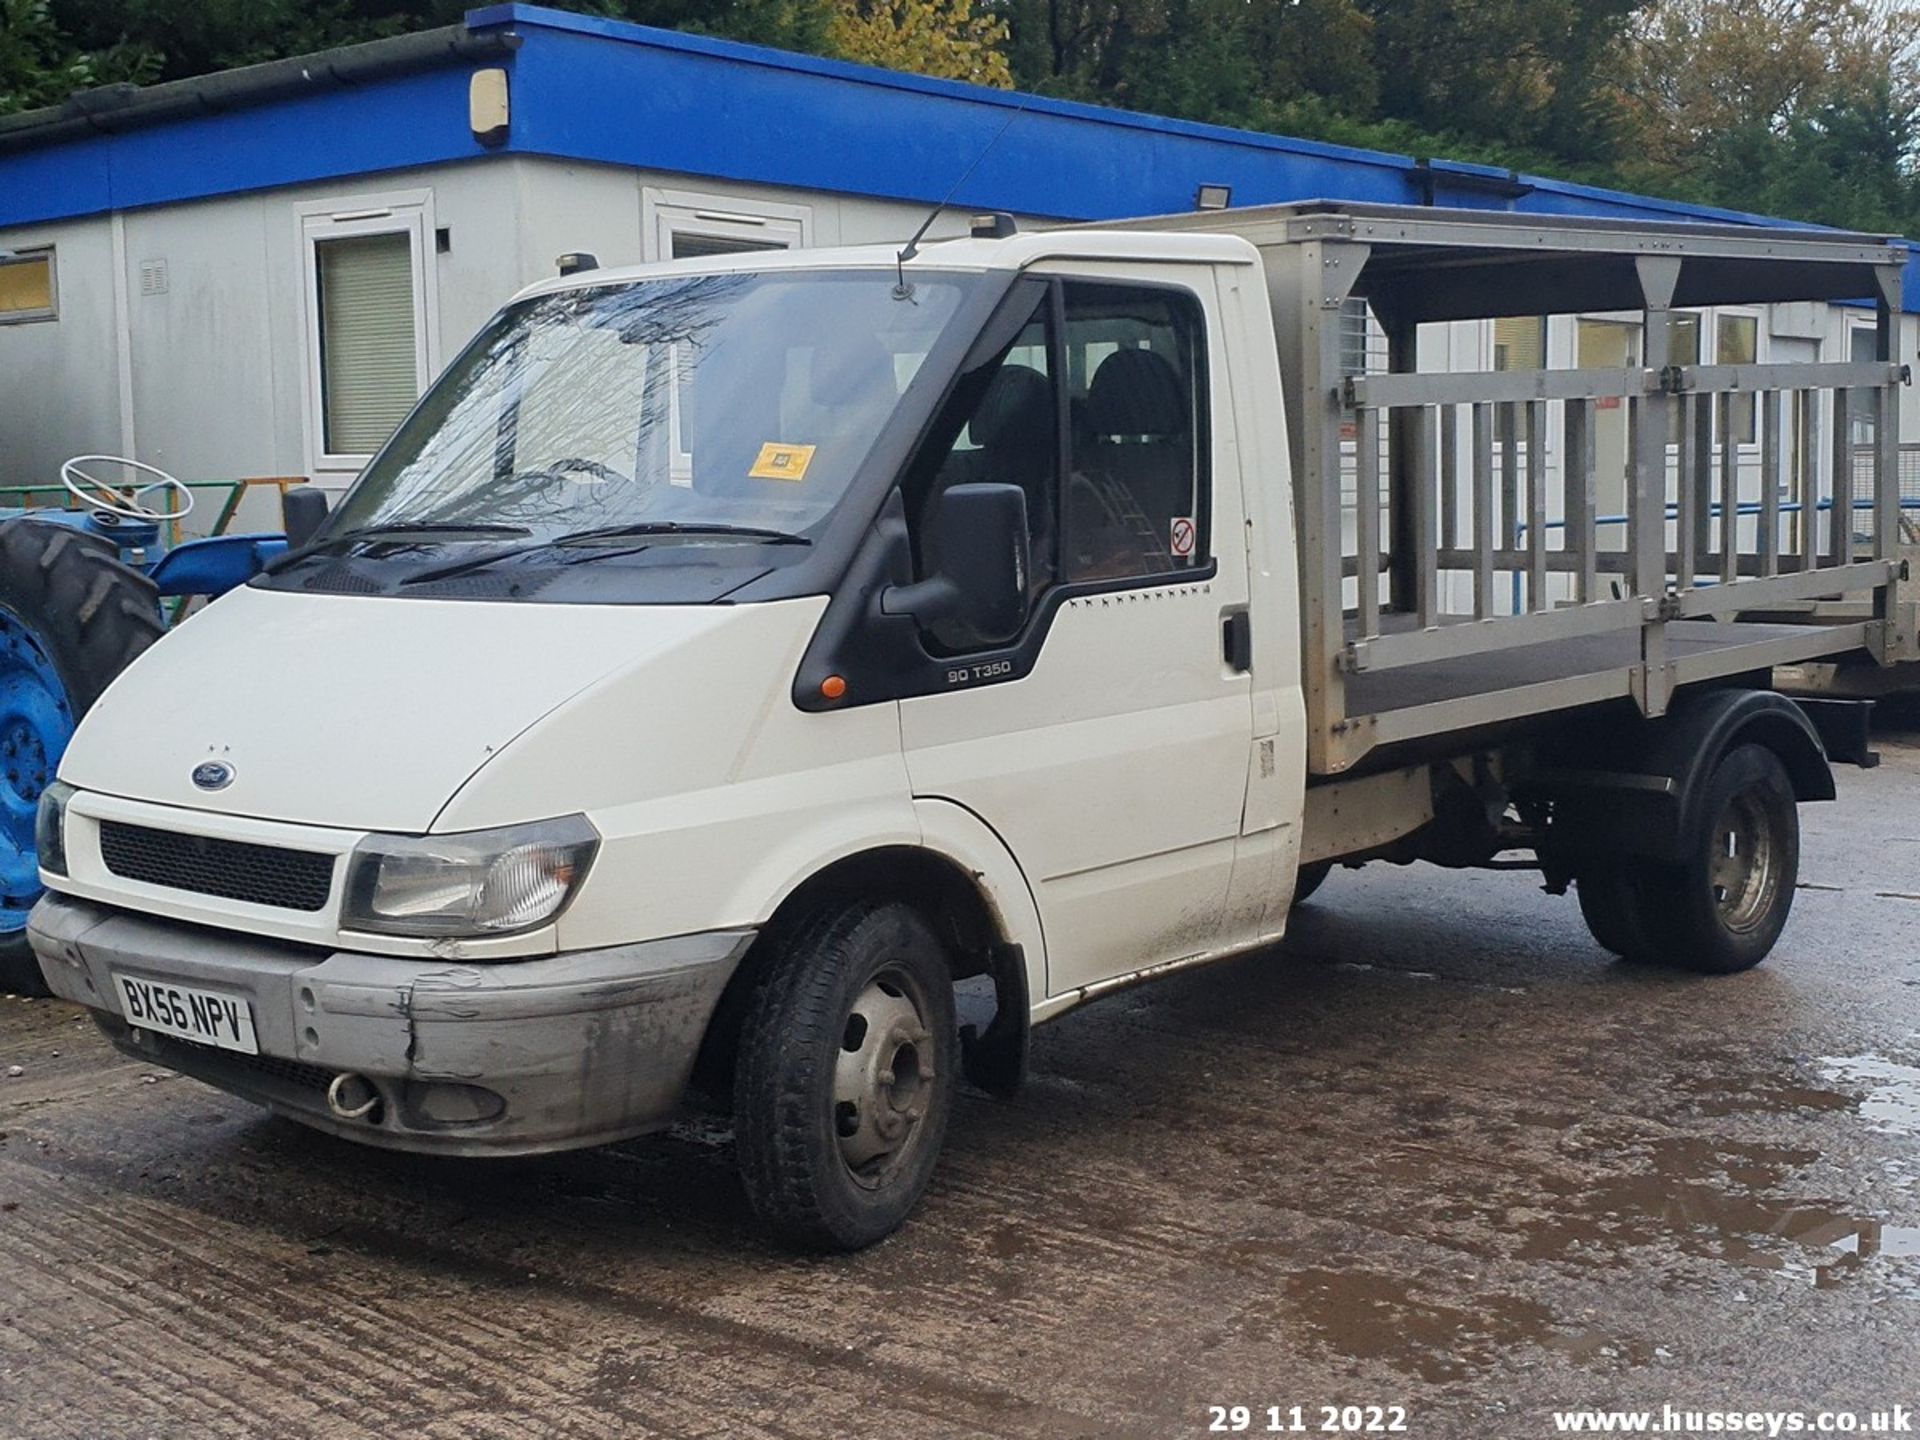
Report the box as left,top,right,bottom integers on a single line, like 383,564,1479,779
733,900,956,1251
0,520,162,995
1646,745,1799,974
1576,865,1655,960
1580,745,1799,975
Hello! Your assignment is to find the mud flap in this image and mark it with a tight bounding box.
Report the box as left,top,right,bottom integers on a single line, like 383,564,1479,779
961,942,1028,1096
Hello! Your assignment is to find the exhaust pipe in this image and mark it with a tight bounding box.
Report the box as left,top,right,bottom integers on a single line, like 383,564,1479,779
326,1071,380,1121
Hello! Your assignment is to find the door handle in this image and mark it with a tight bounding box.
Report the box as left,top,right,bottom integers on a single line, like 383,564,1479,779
1221,608,1252,672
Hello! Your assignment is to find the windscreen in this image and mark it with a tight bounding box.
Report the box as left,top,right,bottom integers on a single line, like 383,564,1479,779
326,269,976,544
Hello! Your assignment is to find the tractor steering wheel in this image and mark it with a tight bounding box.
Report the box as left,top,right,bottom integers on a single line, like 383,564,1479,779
59,455,196,524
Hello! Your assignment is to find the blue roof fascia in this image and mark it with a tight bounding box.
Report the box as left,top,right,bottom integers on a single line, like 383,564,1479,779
465,2,1428,178
2,0,1911,307
480,6,1920,301
0,62,497,231
491,22,1417,220
468,5,1867,232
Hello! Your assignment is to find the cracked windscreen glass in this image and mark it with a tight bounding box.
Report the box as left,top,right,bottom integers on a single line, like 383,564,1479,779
322,268,975,551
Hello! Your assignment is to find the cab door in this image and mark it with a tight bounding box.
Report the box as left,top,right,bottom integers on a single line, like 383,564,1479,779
897,268,1254,998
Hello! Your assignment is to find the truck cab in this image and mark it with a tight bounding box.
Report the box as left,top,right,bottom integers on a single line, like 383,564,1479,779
30,230,1300,1249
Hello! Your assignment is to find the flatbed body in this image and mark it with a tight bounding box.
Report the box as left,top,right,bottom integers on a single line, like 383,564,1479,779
1112,201,1916,775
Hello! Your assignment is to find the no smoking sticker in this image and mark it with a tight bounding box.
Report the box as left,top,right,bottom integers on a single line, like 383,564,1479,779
1170,516,1197,558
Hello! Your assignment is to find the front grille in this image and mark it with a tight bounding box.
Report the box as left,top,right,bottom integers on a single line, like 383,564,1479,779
98,820,334,912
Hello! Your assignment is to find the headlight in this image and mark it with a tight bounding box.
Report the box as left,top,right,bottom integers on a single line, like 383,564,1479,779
36,780,74,878
341,814,599,938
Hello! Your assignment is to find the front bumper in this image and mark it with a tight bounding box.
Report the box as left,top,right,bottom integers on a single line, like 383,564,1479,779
29,892,755,1157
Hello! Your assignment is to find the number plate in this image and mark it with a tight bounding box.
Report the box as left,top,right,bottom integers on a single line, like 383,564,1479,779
114,973,259,1055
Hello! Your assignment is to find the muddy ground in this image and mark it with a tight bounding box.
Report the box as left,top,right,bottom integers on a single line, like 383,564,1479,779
4,727,1920,1439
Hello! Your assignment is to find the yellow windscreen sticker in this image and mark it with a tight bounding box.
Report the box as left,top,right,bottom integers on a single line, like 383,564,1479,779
749,443,817,481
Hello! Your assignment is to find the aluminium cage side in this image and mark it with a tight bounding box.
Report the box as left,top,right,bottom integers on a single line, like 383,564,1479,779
1104,201,1917,775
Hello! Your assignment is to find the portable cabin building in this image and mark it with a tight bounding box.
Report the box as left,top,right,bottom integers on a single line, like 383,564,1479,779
0,3,1914,540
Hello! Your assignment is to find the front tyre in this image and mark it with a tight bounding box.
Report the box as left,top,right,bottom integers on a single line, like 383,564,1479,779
1644,744,1800,975
733,900,956,1251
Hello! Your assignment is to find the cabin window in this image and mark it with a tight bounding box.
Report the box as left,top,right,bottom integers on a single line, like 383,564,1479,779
0,248,55,324
1493,316,1546,372
299,196,436,479
911,278,1211,650
315,232,419,455
1716,312,1759,442
644,188,811,262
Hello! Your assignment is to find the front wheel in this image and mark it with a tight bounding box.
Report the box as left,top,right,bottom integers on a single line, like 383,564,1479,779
733,900,956,1251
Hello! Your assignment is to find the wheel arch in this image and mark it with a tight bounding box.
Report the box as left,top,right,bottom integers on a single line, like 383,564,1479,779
1535,687,1833,870
695,822,1042,1100
1653,691,1834,845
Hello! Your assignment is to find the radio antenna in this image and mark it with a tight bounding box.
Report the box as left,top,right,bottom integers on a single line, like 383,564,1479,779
895,87,1040,298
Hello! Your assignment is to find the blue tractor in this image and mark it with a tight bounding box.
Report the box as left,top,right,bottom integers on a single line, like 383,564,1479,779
0,456,295,994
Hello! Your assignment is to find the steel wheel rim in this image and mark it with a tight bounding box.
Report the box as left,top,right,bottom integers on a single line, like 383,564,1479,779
832,965,936,1190
1709,790,1778,935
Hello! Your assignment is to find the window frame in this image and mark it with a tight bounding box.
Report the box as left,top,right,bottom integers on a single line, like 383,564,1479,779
1338,296,1375,378
909,273,1216,656
1847,315,1880,449
0,245,57,325
296,191,440,483
1713,308,1762,445
1491,315,1548,374
642,187,812,262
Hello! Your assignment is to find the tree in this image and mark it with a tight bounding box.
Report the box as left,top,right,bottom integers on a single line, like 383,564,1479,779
45,0,844,86
829,0,1010,85
998,0,1374,126
1620,1,1920,159
1359,0,1643,163
1111,0,1377,132
1617,0,1920,230
0,0,152,113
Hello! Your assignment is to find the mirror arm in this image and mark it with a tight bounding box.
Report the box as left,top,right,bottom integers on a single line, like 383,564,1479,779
879,575,961,624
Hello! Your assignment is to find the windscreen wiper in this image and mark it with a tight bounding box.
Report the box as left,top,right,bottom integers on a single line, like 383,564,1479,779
397,521,809,587
262,521,532,575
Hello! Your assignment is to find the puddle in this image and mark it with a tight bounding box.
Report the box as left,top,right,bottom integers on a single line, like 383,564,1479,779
1279,1268,1651,1385
1490,1131,1920,1309
1220,1058,1920,1388
1273,1145,1920,1383
1790,1220,1920,1296
1817,1055,1920,1136
1823,1220,1920,1257
1665,1070,1856,1121
1515,1138,1829,1264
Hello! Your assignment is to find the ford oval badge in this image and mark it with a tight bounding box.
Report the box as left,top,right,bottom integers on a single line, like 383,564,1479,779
191,760,234,792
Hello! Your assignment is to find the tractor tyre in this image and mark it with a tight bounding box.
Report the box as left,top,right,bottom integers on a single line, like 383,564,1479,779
0,519,163,995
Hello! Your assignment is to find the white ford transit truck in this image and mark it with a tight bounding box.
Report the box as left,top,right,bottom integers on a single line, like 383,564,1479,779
28,203,1915,1248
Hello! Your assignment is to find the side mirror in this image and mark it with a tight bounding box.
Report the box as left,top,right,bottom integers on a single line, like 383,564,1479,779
882,483,1030,645
282,486,331,550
